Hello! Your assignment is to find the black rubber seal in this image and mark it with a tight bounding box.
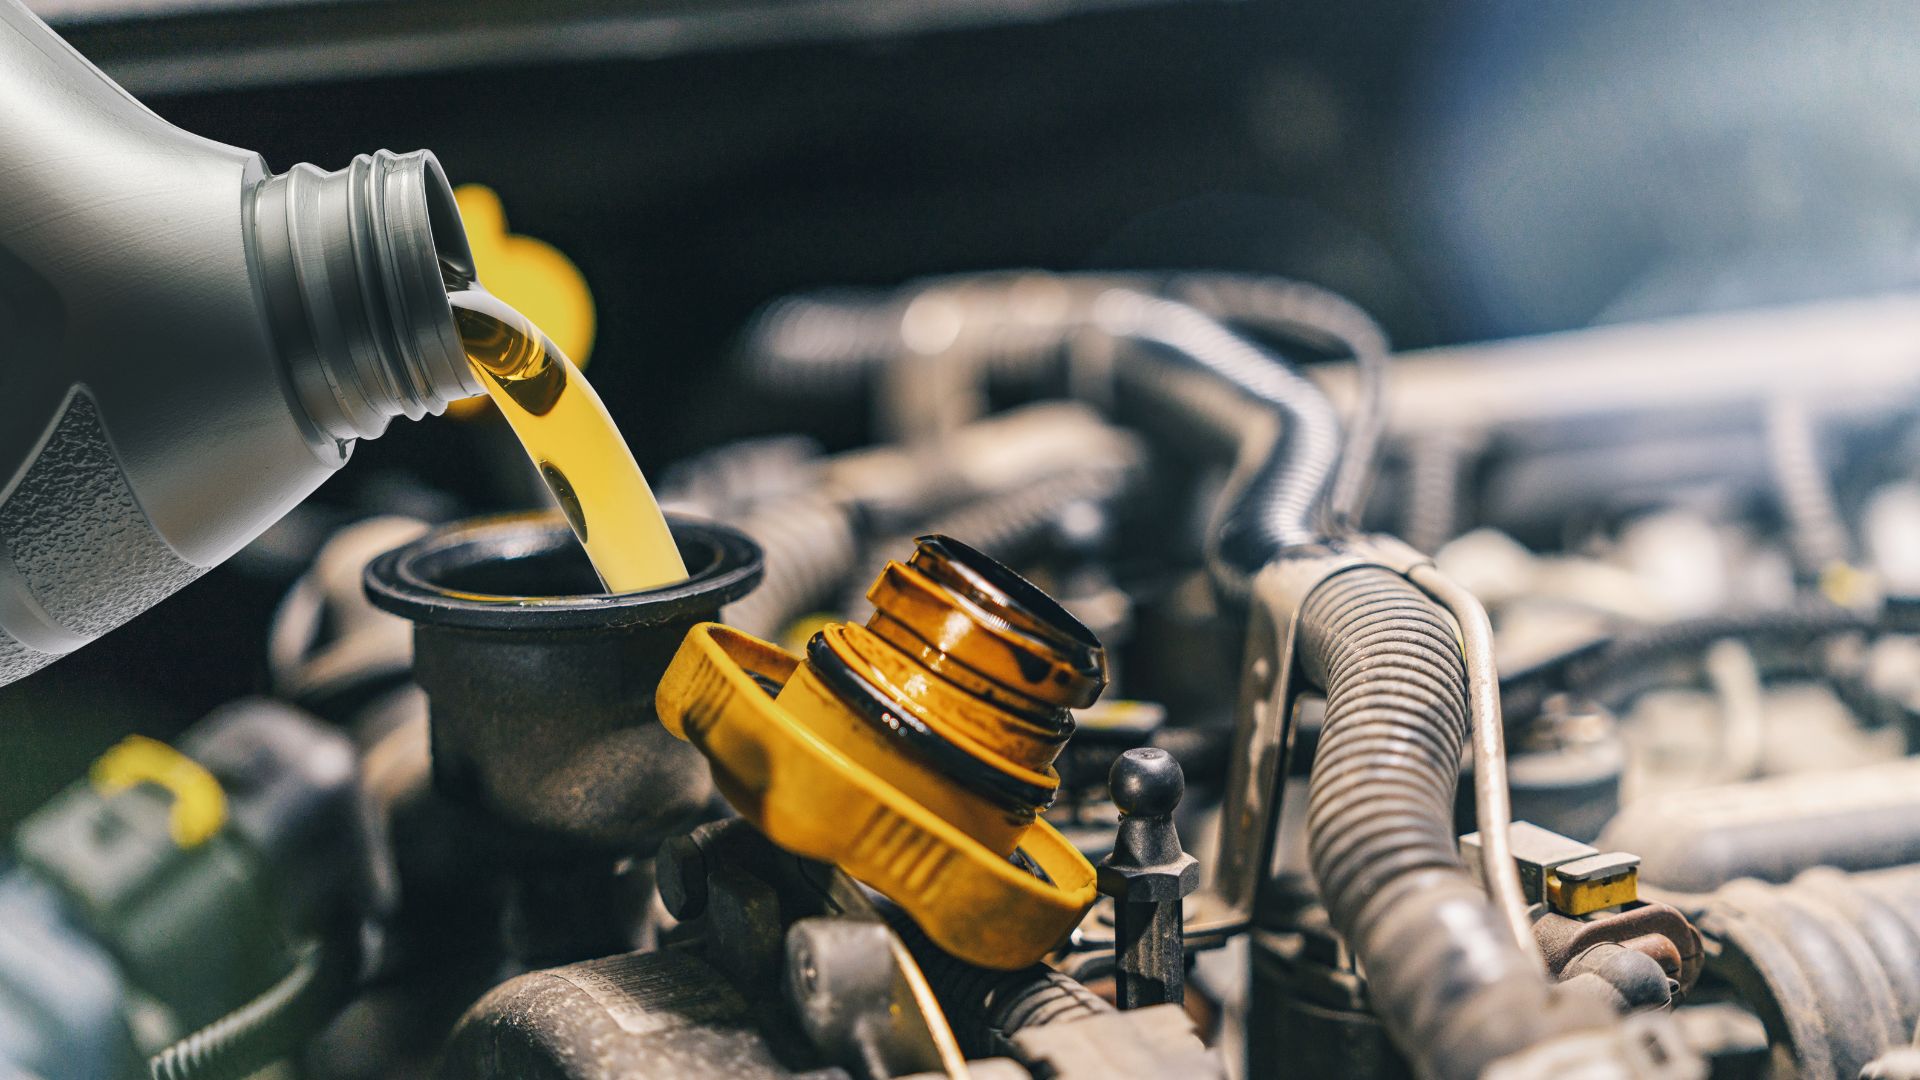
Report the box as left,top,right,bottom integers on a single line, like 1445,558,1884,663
365,511,762,632
806,633,1055,813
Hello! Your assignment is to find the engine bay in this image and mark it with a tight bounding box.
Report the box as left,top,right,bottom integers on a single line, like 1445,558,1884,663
7,4,1920,1078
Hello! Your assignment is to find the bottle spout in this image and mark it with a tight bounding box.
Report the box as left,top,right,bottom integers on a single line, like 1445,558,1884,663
253,148,484,444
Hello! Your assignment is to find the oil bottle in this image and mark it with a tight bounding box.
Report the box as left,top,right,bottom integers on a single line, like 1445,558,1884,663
0,0,482,685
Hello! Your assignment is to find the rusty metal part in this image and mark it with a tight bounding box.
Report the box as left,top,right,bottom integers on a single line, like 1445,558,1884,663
1531,901,1705,995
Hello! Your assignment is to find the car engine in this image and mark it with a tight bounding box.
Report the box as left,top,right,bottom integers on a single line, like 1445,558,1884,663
6,3,1920,1079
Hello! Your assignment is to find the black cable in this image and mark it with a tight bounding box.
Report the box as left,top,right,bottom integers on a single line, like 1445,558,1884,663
148,939,342,1080
1569,604,1874,710
737,271,1384,556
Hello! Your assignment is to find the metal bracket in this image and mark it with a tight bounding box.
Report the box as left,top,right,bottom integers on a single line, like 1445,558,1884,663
1186,535,1433,941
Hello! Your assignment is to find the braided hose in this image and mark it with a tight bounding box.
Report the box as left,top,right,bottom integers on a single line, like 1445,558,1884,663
1298,568,1585,1080
149,942,330,1080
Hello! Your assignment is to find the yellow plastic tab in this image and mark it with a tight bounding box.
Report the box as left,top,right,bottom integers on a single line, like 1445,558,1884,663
1819,561,1879,611
1545,867,1639,917
448,184,596,418
657,623,1098,970
89,735,227,848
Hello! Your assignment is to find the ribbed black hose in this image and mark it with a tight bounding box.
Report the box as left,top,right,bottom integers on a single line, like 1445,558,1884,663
1299,568,1585,1080
1166,272,1392,532
149,941,332,1080
1094,291,1344,587
1569,603,1874,710
739,273,1372,583
892,919,1111,1059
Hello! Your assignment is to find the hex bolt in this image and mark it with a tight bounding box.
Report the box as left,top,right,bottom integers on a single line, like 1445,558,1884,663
1097,747,1199,1009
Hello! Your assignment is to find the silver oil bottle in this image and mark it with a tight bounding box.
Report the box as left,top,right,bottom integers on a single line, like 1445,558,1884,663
0,0,482,685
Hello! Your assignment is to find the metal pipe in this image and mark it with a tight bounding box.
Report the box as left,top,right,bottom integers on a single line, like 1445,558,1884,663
1407,561,1544,966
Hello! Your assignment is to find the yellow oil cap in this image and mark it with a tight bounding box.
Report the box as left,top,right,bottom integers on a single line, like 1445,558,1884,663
657,535,1105,969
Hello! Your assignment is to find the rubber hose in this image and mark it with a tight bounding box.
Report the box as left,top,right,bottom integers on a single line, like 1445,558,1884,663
148,941,330,1080
1766,398,1854,580
1094,291,1344,587
722,493,860,639
1569,603,1873,710
892,919,1111,1059
1298,567,1585,1080
740,275,1370,590
1166,272,1392,532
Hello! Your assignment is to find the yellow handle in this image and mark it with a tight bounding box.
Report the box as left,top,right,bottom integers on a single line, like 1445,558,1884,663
90,735,227,848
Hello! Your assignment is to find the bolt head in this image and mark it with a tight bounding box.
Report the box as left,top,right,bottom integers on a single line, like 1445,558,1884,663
1110,747,1183,818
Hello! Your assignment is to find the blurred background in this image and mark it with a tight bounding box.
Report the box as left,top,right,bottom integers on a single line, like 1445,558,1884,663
9,0,1920,819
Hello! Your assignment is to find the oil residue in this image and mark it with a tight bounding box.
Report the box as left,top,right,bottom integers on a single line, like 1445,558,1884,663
450,287,688,592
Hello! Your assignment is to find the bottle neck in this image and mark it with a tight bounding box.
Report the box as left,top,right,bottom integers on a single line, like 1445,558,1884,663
249,148,480,444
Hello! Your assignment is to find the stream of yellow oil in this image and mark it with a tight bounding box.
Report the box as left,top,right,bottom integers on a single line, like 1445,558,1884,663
450,287,689,592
